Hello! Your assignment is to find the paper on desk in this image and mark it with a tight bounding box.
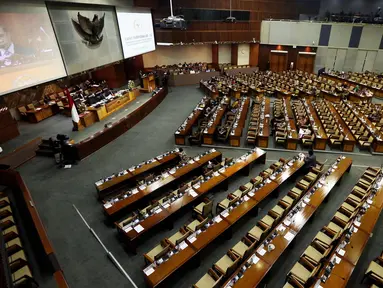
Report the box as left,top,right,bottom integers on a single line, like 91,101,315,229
283,219,291,227
132,188,139,194
163,203,170,209
277,225,286,233
123,226,133,233
129,167,135,172
144,266,155,276
367,199,373,205
193,183,201,189
188,160,195,164
354,220,361,227
214,216,223,223
64,165,72,169
353,227,358,233
251,255,260,265
257,246,267,256
248,191,255,197
213,171,220,177
219,168,226,173
284,231,295,241
104,202,112,209
169,168,176,174
189,190,198,198
134,224,144,233
162,173,169,178
335,256,341,264
304,197,310,204
244,195,250,202
338,249,346,256
179,241,188,250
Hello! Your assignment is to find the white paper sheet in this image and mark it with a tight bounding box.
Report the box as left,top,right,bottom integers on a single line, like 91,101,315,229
134,224,144,233
284,231,295,241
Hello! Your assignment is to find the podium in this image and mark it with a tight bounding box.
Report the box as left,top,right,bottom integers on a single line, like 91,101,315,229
142,74,156,92
0,108,20,144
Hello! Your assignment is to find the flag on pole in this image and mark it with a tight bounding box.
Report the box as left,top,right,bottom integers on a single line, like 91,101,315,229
64,88,80,123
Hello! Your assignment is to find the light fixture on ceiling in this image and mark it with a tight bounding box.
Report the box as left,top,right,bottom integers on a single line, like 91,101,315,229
224,0,236,23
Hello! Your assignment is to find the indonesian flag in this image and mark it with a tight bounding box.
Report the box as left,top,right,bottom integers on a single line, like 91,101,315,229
64,88,80,123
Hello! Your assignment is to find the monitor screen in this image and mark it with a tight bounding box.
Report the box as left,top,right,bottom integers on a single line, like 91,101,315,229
116,7,156,59
0,2,66,96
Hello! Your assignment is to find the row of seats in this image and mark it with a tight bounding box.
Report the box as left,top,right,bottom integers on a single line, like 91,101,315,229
335,102,374,150
273,99,289,146
291,100,315,147
285,167,381,288
0,194,36,287
312,100,344,148
246,98,264,144
364,251,383,287
216,158,288,213
117,157,234,230
193,162,323,288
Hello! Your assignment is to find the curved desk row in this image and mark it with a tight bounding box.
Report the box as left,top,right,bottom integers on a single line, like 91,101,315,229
74,87,168,160
0,169,69,288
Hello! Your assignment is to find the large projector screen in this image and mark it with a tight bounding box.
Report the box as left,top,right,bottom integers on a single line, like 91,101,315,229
116,8,156,59
0,2,66,96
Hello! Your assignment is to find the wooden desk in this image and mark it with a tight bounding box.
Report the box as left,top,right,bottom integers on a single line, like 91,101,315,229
229,98,250,147
346,101,383,153
203,104,227,145
199,81,219,99
257,98,271,148
143,75,156,92
284,100,299,150
103,151,222,219
224,157,352,288
26,105,54,123
306,100,328,150
321,89,341,103
175,110,203,145
326,101,356,152
96,152,181,199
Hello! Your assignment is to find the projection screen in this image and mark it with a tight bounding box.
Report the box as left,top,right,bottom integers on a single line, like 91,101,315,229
116,7,156,59
0,2,66,96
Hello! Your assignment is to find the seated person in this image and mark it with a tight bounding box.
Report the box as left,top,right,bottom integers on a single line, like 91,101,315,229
303,150,316,173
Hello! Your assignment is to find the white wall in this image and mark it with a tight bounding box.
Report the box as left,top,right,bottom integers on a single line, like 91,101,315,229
237,44,250,65
143,45,212,67
219,45,231,64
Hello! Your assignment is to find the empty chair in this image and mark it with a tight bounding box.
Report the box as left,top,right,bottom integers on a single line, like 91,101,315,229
166,228,191,247
313,230,342,250
363,257,383,286
359,136,374,150
213,251,240,276
247,222,270,243
193,268,223,288
186,215,208,233
302,244,331,266
288,260,320,285
230,236,256,260
194,198,213,218
144,240,170,264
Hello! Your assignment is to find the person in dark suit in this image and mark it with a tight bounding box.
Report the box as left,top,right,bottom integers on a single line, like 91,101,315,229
304,149,316,173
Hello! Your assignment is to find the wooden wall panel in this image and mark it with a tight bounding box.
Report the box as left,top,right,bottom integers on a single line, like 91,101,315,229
231,44,239,65
249,43,260,67
144,0,321,43
212,44,219,65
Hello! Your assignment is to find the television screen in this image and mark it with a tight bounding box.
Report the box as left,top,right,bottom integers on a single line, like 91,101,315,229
0,2,66,96
116,7,156,59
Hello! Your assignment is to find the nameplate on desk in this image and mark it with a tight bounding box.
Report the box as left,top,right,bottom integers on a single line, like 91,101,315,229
194,157,200,161
213,171,220,177
163,203,170,209
304,196,310,204
188,160,195,165
144,266,155,276
219,168,226,173
95,180,103,186
179,241,188,250
214,216,223,223
221,210,229,218
354,220,361,227
244,195,250,202
193,183,201,189
132,188,139,194
248,191,255,197
257,245,267,256
169,169,176,174
129,167,135,172
175,131,180,134
367,199,373,205
337,248,346,256
134,224,144,233
154,208,162,214
284,231,295,241
187,235,197,243
162,173,169,178
123,226,133,233
277,224,286,233
104,202,112,209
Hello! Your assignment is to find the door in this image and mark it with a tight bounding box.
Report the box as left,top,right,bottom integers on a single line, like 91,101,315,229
297,54,316,73
270,52,287,72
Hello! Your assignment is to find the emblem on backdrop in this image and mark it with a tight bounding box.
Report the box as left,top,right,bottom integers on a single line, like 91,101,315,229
72,12,105,46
